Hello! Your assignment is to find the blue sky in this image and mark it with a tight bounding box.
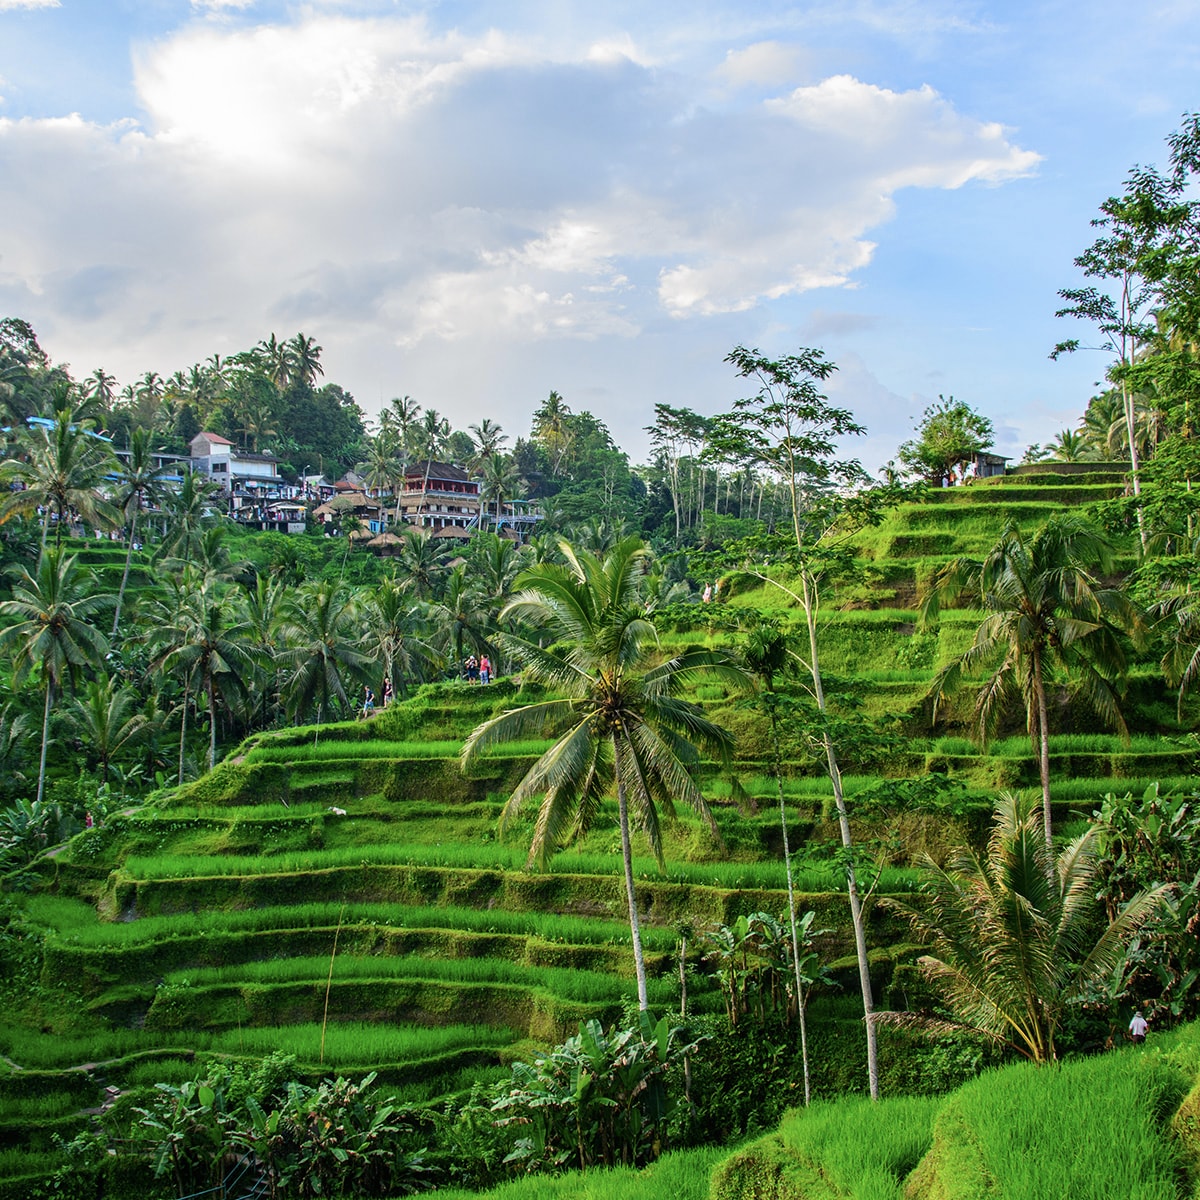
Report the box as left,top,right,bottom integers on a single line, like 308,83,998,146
1,0,1198,468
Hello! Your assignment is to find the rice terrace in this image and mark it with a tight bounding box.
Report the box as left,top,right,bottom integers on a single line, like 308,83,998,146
2,104,1200,1200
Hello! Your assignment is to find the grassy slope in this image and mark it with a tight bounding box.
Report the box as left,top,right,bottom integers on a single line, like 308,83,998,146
711,1023,1200,1200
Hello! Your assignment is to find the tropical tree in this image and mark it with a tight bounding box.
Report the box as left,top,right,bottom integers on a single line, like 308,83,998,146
922,515,1140,846
461,537,745,1008
897,396,994,486
394,531,446,601
362,578,441,700
147,573,256,771
280,580,370,728
741,620,817,1103
706,344,883,1098
0,404,118,547
288,333,324,391
65,676,148,784
0,548,110,803
430,565,495,669
881,791,1167,1063
480,453,521,528
111,426,172,637
157,470,225,567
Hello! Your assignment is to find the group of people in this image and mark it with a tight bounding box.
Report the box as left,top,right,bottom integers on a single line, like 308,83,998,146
463,654,493,684
361,678,394,718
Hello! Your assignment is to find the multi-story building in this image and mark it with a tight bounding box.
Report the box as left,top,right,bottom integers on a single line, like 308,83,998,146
395,460,482,534
189,432,305,531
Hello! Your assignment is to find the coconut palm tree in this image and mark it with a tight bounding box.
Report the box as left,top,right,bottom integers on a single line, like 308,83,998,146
0,404,118,547
157,470,224,567
111,427,172,638
881,791,1167,1063
280,580,370,728
66,676,148,785
394,530,447,601
288,333,324,390
461,537,746,1008
147,572,256,772
362,578,441,700
0,548,111,803
922,515,1141,845
480,452,522,528
430,565,495,669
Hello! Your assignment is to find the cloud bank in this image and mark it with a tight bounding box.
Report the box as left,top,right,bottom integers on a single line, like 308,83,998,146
0,11,1037,450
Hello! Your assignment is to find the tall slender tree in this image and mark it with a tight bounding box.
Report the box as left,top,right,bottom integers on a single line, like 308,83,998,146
707,344,884,1098
922,516,1140,846
0,548,110,803
111,427,171,638
462,537,746,1008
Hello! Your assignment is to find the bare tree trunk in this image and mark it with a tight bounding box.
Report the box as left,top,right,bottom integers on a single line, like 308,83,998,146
1033,656,1053,847
178,683,189,786
771,702,811,1105
112,500,139,638
803,572,879,1099
36,678,53,806
207,671,217,772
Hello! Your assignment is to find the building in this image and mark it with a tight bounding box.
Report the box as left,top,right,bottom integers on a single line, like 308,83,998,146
395,460,482,533
189,432,304,531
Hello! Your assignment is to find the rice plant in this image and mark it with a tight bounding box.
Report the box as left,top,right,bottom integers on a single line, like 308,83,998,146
36,899,683,952
161,953,678,1006
204,1021,514,1064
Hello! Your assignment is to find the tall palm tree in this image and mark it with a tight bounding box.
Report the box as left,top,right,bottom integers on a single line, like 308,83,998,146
480,452,521,527
461,537,746,1008
881,792,1167,1064
468,419,508,470
66,676,148,785
280,580,370,728
0,548,110,803
242,573,288,729
0,405,118,547
157,470,224,567
394,531,446,601
147,574,256,772
288,333,324,391
430,565,495,668
388,395,421,460
111,427,172,638
922,516,1140,845
416,408,451,505
258,333,295,392
362,578,441,700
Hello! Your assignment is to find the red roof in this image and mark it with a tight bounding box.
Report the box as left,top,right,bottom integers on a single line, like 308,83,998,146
195,432,233,446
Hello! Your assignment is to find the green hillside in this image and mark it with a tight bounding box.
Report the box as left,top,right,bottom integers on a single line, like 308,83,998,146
1,467,1197,1194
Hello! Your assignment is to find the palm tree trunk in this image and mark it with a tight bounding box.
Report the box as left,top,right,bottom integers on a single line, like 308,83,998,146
112,501,139,638
207,671,217,772
615,745,649,1011
178,683,189,786
36,677,53,806
1033,656,1053,846
803,571,879,1099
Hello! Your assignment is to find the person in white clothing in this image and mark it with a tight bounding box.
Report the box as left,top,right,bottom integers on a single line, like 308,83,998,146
1129,1011,1149,1043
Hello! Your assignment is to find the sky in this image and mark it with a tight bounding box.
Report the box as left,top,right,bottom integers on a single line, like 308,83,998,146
1,1,1198,471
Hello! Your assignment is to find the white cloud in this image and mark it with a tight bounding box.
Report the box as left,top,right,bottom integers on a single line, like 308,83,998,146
714,41,809,89
0,12,1038,447
0,0,60,9
191,0,255,10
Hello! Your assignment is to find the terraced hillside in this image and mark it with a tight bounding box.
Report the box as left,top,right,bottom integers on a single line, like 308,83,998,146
2,465,1193,1193
1,679,930,1190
